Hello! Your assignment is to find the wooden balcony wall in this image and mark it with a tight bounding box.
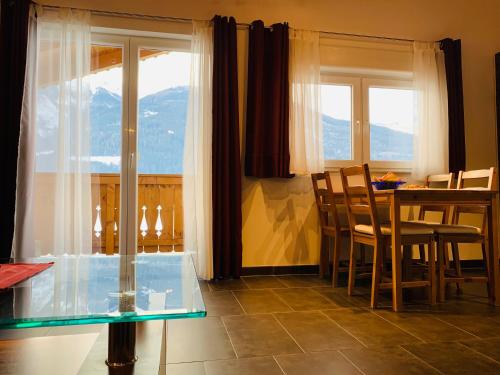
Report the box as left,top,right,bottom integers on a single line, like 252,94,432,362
91,174,183,254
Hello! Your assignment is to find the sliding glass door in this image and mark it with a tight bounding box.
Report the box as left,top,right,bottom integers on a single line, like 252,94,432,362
89,33,191,256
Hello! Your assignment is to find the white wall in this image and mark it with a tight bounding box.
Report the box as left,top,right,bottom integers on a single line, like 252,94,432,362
41,0,500,265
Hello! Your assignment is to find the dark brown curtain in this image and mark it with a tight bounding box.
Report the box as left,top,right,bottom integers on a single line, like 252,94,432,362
0,0,31,262
440,38,466,173
496,53,500,188
245,20,292,178
212,15,242,279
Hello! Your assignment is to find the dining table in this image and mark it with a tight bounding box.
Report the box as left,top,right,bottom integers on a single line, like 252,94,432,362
330,188,500,312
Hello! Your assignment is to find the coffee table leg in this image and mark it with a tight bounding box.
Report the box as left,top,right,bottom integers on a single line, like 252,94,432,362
106,322,137,367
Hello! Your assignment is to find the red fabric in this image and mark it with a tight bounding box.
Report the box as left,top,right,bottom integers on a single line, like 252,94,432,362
0,263,54,289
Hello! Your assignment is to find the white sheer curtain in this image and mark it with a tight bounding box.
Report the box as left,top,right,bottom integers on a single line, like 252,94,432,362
289,29,324,175
183,21,213,280
412,41,449,181
13,6,93,258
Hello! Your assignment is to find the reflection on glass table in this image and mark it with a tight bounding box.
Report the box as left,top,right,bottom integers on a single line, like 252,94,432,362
0,253,206,371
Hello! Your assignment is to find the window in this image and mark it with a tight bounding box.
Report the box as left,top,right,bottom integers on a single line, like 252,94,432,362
321,75,414,170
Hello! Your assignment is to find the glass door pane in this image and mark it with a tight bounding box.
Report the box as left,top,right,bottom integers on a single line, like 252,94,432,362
368,86,414,161
32,38,124,257
136,48,191,253
321,84,353,160
88,43,124,254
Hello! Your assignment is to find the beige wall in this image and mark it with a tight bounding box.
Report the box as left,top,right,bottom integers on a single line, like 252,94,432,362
41,0,500,265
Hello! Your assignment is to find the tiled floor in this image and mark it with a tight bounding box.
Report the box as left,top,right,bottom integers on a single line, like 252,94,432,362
167,275,500,375
1,275,500,374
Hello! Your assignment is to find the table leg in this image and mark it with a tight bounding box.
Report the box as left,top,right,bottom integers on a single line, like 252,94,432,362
391,195,403,312
487,196,500,306
106,322,137,367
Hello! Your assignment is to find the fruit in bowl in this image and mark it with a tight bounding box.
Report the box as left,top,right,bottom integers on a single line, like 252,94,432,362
371,172,406,190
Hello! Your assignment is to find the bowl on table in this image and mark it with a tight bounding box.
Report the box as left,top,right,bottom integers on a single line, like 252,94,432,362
371,180,406,190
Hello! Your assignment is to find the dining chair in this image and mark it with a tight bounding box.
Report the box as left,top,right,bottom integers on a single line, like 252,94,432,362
433,167,497,301
311,172,352,286
415,173,454,263
340,164,436,308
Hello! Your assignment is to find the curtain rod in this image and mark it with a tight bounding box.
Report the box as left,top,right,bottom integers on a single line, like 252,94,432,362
35,3,414,43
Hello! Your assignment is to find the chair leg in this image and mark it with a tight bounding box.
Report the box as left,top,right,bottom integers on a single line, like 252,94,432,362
332,235,342,288
437,239,446,302
481,242,492,299
402,245,412,282
348,240,358,296
418,244,426,264
319,233,329,278
370,241,382,309
428,241,436,305
451,242,462,293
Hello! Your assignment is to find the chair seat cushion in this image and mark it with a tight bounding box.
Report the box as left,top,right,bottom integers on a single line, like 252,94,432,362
408,220,481,234
354,223,434,236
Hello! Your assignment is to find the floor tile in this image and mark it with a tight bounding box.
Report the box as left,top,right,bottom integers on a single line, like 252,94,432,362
373,310,476,343
209,279,249,291
167,317,236,363
204,356,283,375
166,362,206,375
404,341,500,375
202,291,244,317
434,313,500,338
198,280,211,293
0,333,98,375
272,288,335,311
313,286,371,308
323,308,419,347
276,351,361,375
275,311,363,351
0,328,49,341
222,314,301,358
233,290,291,314
341,346,439,375
277,275,330,288
46,324,102,336
460,337,500,362
241,276,287,289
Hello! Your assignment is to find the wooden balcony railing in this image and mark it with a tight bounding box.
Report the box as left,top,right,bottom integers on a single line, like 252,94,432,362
91,174,183,254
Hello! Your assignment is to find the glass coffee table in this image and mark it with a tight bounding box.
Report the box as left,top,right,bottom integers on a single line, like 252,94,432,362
0,253,206,374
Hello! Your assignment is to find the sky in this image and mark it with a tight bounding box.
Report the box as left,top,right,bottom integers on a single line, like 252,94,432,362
321,84,414,134
89,51,191,98
90,50,414,134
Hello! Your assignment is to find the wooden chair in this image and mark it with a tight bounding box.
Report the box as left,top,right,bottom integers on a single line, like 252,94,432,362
415,173,454,263
434,167,497,301
340,164,436,308
311,172,351,286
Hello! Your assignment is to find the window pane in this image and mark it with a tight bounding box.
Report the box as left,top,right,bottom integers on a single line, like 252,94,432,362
89,45,123,173
369,87,414,161
137,50,190,174
321,84,352,160
137,49,190,253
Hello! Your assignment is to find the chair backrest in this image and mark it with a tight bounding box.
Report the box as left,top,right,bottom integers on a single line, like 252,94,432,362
311,172,342,231
418,173,454,224
339,164,382,239
453,167,497,230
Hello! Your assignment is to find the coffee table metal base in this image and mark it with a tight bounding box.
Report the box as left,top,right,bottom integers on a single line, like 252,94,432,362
106,322,138,367
78,321,166,374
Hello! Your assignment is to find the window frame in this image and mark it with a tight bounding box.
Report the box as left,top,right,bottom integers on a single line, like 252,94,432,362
321,73,414,172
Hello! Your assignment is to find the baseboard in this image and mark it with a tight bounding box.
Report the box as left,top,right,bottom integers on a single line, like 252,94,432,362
241,259,485,277
241,264,319,276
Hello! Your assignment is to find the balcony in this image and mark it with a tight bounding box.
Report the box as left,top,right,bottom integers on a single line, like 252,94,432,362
91,174,183,254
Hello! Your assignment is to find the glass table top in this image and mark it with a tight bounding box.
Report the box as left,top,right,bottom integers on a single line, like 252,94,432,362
0,253,206,329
